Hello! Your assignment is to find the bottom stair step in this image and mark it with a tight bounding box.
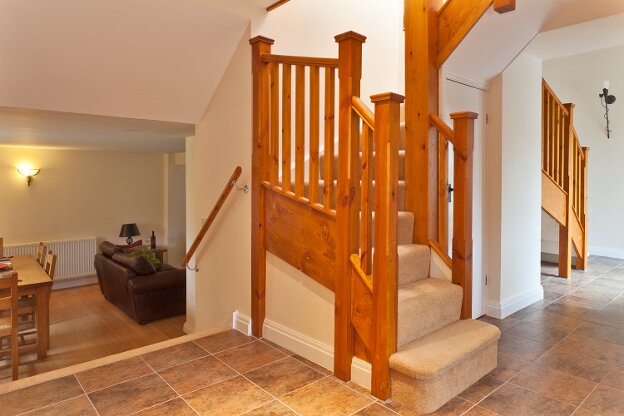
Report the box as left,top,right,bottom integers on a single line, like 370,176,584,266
389,319,501,414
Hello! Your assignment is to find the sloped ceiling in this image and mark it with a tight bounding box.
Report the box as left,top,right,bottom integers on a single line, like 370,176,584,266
0,0,250,125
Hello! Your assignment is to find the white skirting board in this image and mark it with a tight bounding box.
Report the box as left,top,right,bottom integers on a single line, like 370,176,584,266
232,312,372,390
589,246,624,260
486,285,544,319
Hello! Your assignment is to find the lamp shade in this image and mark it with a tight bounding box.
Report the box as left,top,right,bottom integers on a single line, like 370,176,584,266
119,223,141,238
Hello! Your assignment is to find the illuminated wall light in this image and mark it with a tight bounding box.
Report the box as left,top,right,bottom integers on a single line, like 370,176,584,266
17,165,41,186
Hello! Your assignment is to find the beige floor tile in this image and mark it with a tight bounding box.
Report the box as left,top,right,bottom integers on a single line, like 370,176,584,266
158,355,236,395
245,357,325,397
511,363,596,406
457,375,504,404
602,368,624,391
479,383,575,416
292,354,333,375
535,345,611,383
21,395,97,416
0,376,84,416
573,321,624,346
477,316,519,331
261,338,295,356
581,384,624,416
462,406,500,415
134,398,197,416
214,340,287,373
194,329,255,353
183,375,272,416
280,377,373,416
140,341,209,371
241,400,299,415
489,351,532,381
388,396,473,416
88,373,177,416
556,335,624,367
352,402,397,415
75,356,153,393
497,333,553,362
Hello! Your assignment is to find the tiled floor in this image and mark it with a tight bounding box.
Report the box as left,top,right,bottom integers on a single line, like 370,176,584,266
1,256,623,415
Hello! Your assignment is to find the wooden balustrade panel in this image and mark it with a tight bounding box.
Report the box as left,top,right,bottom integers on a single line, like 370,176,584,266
295,65,306,197
324,68,336,209
309,67,320,204
360,124,374,274
264,184,336,291
282,64,292,193
270,63,280,184
351,268,373,360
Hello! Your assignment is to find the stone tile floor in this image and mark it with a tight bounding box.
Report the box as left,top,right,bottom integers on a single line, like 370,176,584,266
0,256,623,415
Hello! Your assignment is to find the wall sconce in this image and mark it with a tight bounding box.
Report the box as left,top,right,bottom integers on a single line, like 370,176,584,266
17,167,40,186
599,80,616,139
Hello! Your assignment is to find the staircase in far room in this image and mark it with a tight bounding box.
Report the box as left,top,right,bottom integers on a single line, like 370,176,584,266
541,79,589,278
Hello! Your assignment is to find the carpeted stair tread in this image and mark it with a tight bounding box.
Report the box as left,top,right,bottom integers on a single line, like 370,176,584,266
397,244,429,286
390,319,501,380
397,278,462,348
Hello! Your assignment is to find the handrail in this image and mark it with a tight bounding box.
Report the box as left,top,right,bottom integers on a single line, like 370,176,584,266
352,96,375,130
542,79,570,116
430,113,455,144
266,0,290,12
429,239,452,269
181,166,246,269
261,53,339,68
350,254,373,292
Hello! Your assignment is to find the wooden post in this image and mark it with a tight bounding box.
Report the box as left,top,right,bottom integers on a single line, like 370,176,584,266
250,36,274,336
577,147,589,270
450,112,477,319
559,103,574,278
371,92,404,400
334,31,366,381
404,0,442,245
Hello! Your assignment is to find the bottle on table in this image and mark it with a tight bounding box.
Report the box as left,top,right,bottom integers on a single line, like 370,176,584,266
150,231,156,250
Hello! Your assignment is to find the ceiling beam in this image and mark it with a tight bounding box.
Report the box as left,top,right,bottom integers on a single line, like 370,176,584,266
267,0,290,12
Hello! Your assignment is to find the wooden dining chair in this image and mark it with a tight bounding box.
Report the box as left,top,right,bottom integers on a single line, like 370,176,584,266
0,271,19,380
44,251,57,280
36,243,46,267
0,237,4,257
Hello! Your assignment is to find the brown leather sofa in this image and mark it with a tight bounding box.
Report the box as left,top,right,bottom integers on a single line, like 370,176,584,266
94,241,185,324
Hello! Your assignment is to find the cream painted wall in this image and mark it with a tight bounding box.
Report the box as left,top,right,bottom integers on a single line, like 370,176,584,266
0,148,164,247
164,153,186,266
542,45,624,259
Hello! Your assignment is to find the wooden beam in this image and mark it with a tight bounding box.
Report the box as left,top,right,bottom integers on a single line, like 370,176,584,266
437,0,492,67
493,0,516,13
266,0,290,12
405,0,442,245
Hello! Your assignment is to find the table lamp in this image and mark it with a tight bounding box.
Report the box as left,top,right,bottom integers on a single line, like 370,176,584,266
119,223,141,245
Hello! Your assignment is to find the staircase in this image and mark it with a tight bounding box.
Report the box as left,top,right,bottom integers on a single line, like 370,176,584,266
541,79,589,277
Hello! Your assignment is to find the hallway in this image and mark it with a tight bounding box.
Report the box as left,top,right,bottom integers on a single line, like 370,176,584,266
0,256,623,415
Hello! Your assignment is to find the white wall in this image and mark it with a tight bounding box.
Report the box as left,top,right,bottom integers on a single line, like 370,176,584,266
164,153,186,266
0,147,165,247
485,53,544,318
542,45,624,259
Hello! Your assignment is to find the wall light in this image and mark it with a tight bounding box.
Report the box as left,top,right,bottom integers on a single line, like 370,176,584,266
599,80,616,139
17,167,40,186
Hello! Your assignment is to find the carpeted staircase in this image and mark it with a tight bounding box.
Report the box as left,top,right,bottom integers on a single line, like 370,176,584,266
319,123,501,414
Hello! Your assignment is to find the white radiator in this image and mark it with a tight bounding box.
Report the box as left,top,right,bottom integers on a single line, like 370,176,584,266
5,237,97,281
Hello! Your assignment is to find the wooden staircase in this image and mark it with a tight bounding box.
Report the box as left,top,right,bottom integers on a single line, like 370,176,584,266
250,0,517,413
542,79,589,277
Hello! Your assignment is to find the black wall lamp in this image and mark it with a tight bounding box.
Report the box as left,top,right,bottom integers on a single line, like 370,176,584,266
599,80,616,139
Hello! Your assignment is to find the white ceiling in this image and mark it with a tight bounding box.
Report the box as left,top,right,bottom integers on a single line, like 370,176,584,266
0,107,194,152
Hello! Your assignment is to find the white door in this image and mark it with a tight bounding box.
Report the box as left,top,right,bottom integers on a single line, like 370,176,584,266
442,75,487,318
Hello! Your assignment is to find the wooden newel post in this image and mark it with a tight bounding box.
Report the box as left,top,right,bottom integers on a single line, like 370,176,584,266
250,36,274,337
578,146,589,270
371,93,404,399
559,103,575,278
450,112,477,320
334,31,366,381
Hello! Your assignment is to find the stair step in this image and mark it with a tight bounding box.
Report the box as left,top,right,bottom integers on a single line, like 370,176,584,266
397,244,429,286
319,150,406,181
390,319,501,414
397,278,462,348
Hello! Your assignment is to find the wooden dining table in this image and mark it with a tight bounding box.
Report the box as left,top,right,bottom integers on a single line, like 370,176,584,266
7,255,53,359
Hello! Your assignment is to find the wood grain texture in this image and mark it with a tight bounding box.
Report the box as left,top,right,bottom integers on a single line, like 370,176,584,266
266,0,291,12
262,54,338,68
270,63,280,184
282,64,292,193
295,65,306,197
542,171,567,227
450,112,477,320
309,66,320,204
493,0,516,13
264,185,336,291
323,68,336,209
334,31,365,381
351,267,373,359
360,126,374,275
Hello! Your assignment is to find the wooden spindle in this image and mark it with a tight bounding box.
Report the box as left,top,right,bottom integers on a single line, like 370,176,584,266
360,125,374,274
439,135,448,255
295,65,305,197
555,106,560,184
270,63,280,184
578,147,589,270
324,68,336,209
309,66,320,204
282,65,292,192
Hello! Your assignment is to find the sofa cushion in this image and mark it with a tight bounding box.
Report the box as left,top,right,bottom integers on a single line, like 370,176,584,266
131,248,162,270
112,252,155,275
100,241,122,257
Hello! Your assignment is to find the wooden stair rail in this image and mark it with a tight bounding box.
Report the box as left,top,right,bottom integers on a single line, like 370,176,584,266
542,79,589,276
429,112,477,319
181,166,243,268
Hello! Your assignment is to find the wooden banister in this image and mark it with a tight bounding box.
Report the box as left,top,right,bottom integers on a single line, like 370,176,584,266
352,97,375,130
261,53,339,68
429,239,452,269
181,166,243,268
430,113,455,144
350,254,373,292
266,0,290,12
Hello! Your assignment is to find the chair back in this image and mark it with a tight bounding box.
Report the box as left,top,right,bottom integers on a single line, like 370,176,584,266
0,271,19,380
36,242,46,266
45,251,58,280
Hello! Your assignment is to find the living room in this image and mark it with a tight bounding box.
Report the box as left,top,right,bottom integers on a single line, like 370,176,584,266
0,107,193,383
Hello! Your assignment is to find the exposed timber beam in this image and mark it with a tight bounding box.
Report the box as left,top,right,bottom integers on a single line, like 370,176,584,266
267,0,290,12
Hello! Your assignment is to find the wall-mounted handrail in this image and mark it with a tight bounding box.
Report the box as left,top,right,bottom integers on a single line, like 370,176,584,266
181,166,246,269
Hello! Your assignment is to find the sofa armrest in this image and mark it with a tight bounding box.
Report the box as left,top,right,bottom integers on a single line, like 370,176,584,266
128,268,186,295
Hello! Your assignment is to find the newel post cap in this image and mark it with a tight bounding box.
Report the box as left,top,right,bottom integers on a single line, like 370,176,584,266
335,31,367,44
371,92,405,104
450,111,479,120
249,35,275,46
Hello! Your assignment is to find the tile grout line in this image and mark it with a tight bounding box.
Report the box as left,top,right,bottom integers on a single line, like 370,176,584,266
73,374,102,416
75,367,156,396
